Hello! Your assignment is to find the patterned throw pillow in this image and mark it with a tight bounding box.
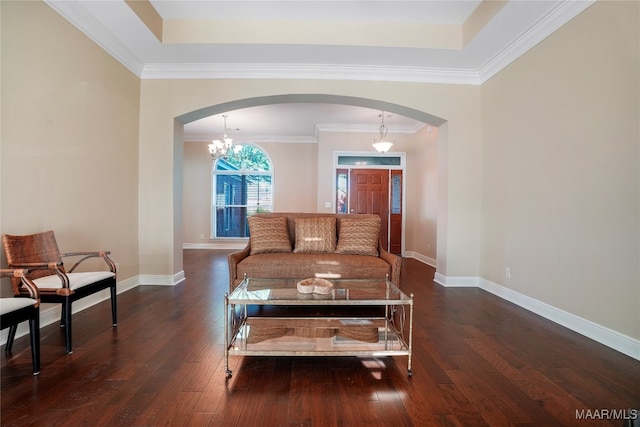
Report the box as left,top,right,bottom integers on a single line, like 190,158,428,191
335,216,381,256
248,216,292,255
293,217,337,253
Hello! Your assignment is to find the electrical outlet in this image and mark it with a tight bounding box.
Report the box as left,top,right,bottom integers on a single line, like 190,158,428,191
505,267,511,279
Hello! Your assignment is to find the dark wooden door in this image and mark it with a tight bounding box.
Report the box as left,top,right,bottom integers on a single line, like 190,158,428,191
349,169,390,251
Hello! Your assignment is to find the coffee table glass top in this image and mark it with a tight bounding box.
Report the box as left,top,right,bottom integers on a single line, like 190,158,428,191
228,277,411,305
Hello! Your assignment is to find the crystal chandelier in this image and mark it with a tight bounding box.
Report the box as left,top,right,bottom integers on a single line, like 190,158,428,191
208,115,234,159
372,111,394,153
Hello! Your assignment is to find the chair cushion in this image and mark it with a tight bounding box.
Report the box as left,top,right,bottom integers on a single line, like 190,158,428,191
0,298,38,316
32,271,115,290
248,216,292,255
293,217,337,253
336,216,381,256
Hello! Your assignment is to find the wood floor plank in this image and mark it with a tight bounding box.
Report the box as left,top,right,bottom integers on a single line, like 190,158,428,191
258,399,290,427
307,382,340,427
190,354,241,413
288,358,317,425
434,383,491,426
2,250,638,427
373,377,414,426
462,333,605,426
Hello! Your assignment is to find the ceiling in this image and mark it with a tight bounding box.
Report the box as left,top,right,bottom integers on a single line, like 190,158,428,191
45,0,595,143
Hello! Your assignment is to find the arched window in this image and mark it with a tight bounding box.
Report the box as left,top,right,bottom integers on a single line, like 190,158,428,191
212,144,273,238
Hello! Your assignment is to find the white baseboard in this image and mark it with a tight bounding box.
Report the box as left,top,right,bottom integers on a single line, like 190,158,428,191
404,251,436,268
478,278,640,361
1,275,139,346
0,270,185,345
183,242,245,250
138,270,185,286
2,271,188,346
428,269,640,361
433,273,479,287
174,270,186,285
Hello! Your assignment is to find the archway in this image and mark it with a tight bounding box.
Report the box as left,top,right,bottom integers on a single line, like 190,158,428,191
173,94,448,278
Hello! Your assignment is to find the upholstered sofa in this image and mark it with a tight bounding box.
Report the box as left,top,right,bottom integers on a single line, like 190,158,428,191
227,212,402,290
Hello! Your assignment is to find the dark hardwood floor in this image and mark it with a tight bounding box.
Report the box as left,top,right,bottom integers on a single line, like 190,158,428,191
2,250,639,426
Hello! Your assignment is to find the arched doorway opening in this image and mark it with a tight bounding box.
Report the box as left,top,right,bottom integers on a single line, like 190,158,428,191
174,94,448,276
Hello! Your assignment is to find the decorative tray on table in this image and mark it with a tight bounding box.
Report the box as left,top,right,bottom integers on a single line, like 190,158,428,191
296,278,334,295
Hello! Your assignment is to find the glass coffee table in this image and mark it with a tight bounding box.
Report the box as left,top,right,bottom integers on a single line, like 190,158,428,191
224,276,414,378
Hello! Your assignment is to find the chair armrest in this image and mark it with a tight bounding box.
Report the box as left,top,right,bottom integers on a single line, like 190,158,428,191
0,268,40,300
62,251,116,273
6,261,71,292
6,261,62,270
378,245,402,287
227,241,251,291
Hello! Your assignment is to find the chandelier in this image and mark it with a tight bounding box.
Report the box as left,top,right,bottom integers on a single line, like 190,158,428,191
372,111,394,153
208,115,234,159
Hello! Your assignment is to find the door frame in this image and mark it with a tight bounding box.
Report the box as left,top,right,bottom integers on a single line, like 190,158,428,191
333,151,407,255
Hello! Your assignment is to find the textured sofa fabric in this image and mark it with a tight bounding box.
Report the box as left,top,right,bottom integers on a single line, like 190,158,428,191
227,212,402,290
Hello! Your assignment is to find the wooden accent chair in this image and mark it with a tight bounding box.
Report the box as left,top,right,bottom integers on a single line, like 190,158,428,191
1,268,41,375
2,231,117,354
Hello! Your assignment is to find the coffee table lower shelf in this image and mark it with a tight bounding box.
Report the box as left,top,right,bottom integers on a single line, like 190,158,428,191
224,316,413,377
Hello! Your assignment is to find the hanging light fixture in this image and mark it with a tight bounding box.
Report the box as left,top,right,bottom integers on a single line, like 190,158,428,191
208,114,234,159
372,111,394,153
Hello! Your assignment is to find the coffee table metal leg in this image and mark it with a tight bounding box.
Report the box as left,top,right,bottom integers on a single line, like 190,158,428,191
224,293,232,378
408,293,414,377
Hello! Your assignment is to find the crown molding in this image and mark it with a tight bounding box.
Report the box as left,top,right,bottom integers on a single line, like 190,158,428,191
44,0,144,76
238,135,317,144
184,122,424,143
315,122,425,134
46,0,595,85
478,0,596,83
185,134,318,144
141,63,483,85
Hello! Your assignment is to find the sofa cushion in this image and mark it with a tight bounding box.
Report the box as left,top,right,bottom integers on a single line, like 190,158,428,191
237,253,390,280
293,217,337,253
336,216,381,256
248,216,292,255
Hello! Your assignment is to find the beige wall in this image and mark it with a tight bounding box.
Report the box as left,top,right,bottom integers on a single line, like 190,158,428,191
262,141,318,212
182,142,212,243
182,140,318,244
481,0,639,338
405,125,439,261
0,1,140,297
140,79,482,278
